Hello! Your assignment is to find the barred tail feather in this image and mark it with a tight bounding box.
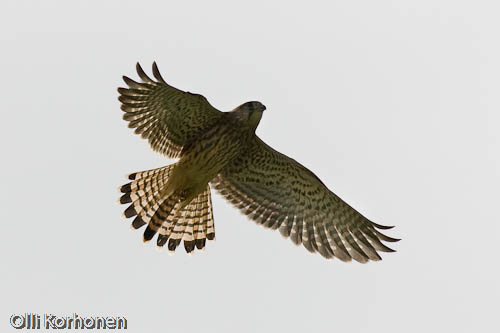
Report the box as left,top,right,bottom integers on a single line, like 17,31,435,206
119,167,215,254
161,185,215,254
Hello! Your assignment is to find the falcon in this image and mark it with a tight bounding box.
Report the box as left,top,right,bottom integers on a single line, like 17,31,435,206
118,62,399,262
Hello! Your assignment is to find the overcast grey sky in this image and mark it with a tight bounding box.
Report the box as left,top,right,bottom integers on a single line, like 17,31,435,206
1,0,499,332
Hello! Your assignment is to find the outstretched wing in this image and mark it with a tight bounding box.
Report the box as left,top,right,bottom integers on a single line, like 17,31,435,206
118,62,224,158
211,136,399,262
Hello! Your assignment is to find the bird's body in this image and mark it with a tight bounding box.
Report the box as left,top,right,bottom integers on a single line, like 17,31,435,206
118,62,399,261
163,108,261,208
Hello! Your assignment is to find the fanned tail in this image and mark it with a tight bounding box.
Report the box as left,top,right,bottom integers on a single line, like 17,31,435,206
119,165,215,254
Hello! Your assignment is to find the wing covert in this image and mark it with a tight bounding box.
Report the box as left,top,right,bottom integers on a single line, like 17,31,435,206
118,62,224,158
211,136,399,262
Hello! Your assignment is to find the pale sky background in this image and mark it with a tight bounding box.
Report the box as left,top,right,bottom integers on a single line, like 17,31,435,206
1,0,499,332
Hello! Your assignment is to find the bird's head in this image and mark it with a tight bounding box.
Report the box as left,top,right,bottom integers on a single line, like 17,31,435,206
232,101,266,131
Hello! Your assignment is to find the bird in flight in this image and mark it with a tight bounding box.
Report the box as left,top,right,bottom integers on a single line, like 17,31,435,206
118,62,399,262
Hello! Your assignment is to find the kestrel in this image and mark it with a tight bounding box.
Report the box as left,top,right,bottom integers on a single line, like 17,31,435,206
118,62,399,262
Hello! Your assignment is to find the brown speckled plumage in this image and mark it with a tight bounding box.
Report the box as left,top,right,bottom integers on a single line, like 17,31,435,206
118,62,399,261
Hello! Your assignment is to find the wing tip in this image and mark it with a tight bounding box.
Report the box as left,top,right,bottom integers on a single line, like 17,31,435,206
136,62,155,83
152,61,167,84
122,75,143,89
372,222,395,230
375,229,401,243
